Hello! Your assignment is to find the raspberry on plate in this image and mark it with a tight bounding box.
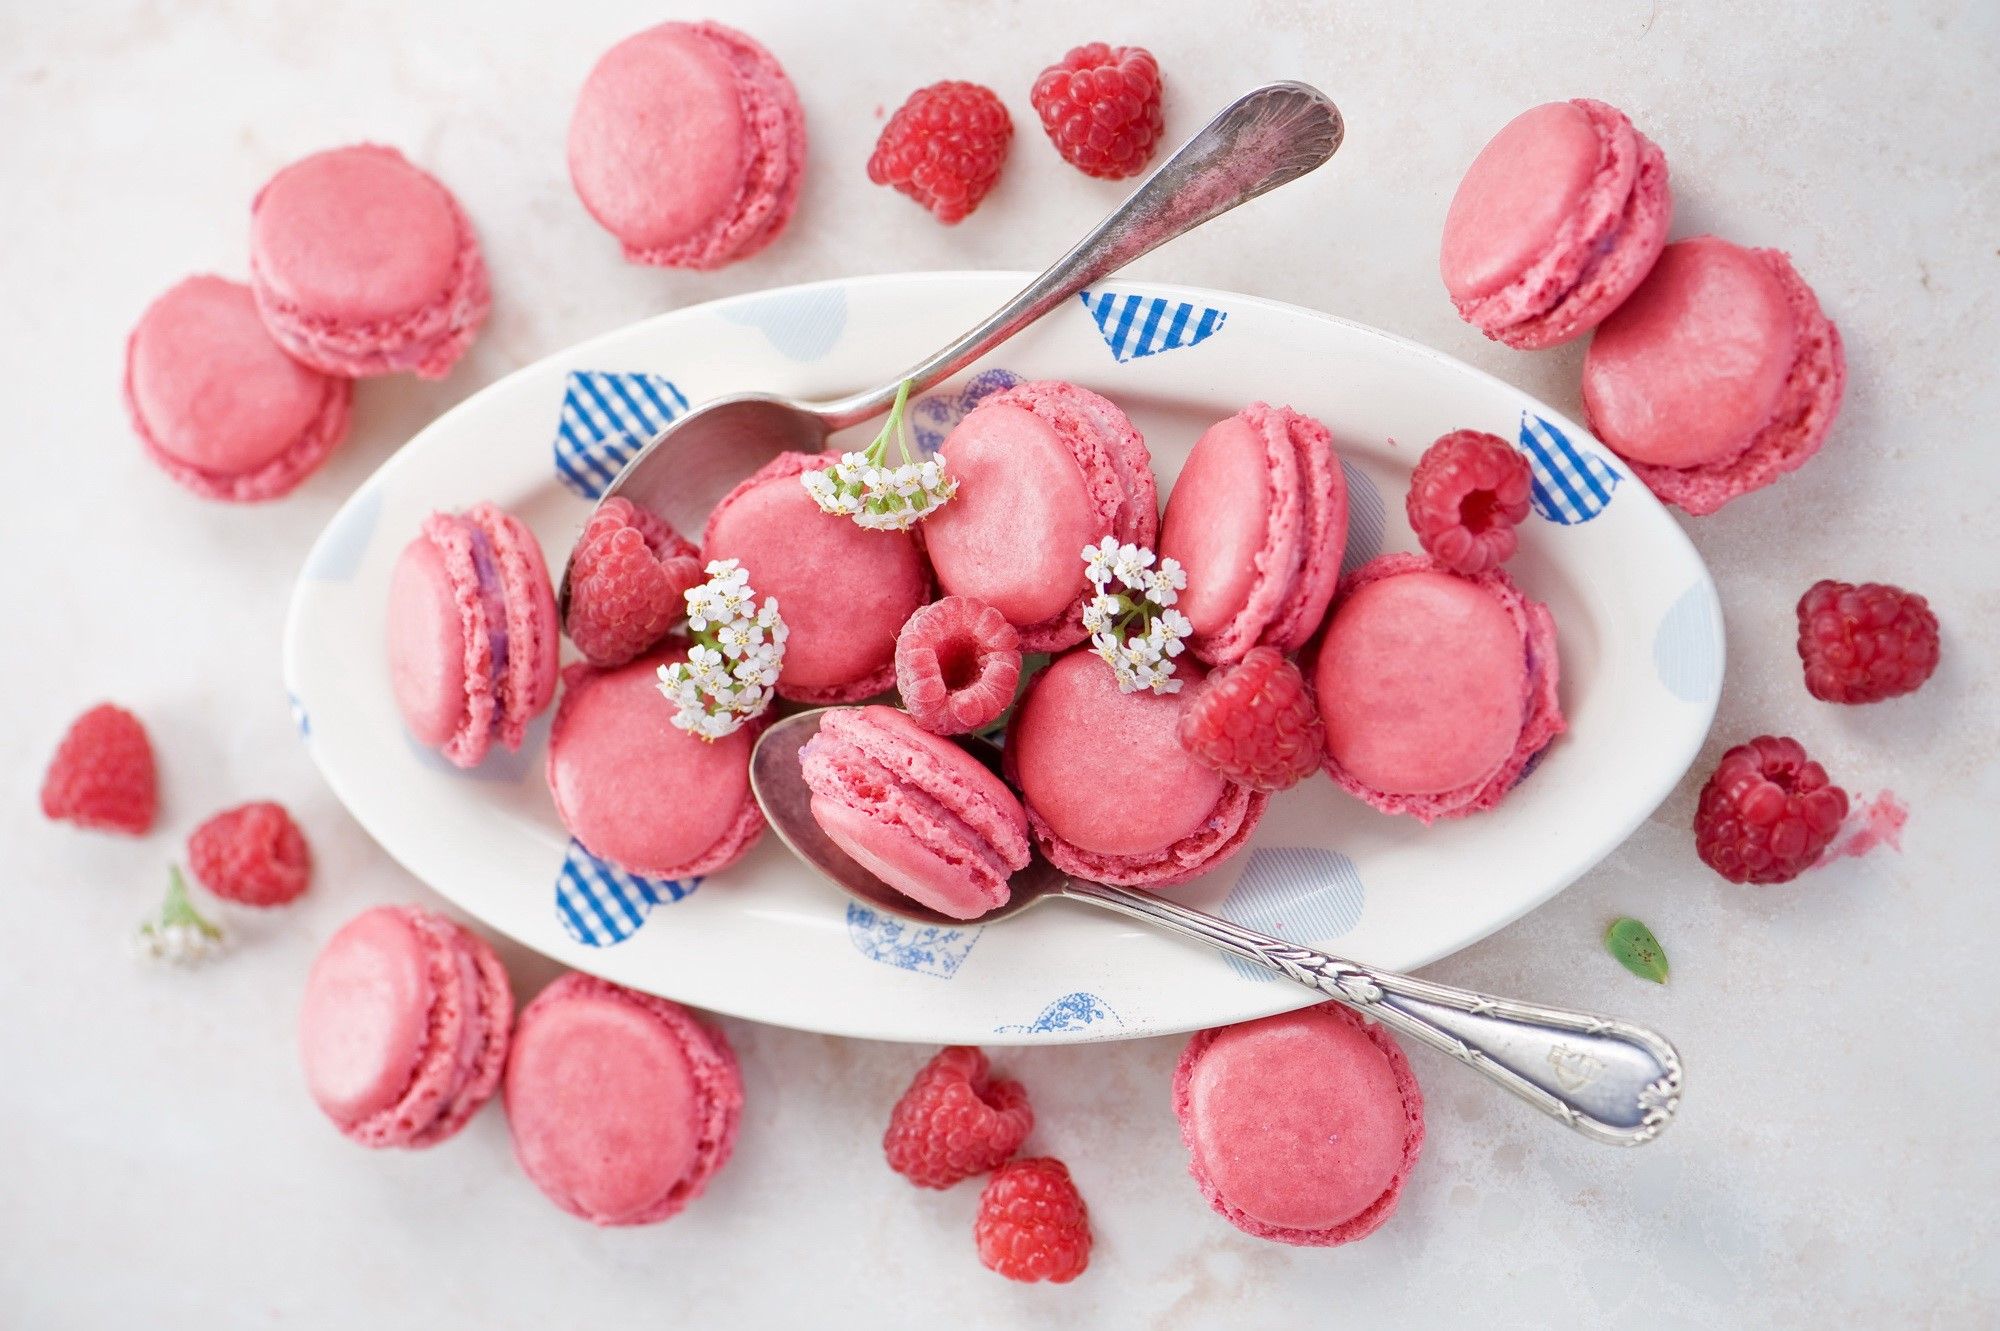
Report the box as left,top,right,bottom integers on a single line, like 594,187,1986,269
40,703,157,835
895,597,1022,735
868,82,1013,223
1177,645,1323,791
566,497,703,668
1030,43,1166,180
188,801,313,907
1405,430,1535,575
975,1157,1092,1283
1693,736,1848,884
1796,579,1940,704
883,1045,1033,1189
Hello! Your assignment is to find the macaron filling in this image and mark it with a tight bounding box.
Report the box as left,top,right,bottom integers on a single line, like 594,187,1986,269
462,522,512,729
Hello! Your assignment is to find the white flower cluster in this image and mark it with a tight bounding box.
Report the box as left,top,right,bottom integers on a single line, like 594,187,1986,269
656,560,787,741
801,452,958,531
1080,536,1193,695
799,379,958,531
132,868,228,968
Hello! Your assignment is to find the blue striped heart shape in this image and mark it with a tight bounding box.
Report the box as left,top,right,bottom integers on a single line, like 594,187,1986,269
551,371,691,499
554,840,701,947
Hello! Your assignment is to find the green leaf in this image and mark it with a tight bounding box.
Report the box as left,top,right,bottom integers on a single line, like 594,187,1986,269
1605,917,1668,983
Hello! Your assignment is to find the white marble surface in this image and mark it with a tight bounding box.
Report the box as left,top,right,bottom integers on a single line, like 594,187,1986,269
4,1,1997,1326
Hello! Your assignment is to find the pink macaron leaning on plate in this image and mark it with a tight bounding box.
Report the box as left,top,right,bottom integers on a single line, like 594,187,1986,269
568,21,806,269
1582,235,1846,515
297,905,514,1149
1175,1003,1424,1246
1006,651,1267,887
800,705,1030,921
1158,403,1348,665
387,503,560,769
124,275,352,501
545,648,766,879
703,451,931,704
923,380,1160,651
250,144,491,379
1441,99,1671,350
505,974,743,1226
1315,553,1564,823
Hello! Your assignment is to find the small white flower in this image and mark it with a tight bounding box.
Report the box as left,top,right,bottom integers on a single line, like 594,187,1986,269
1079,539,1195,695
134,868,228,969
655,566,787,741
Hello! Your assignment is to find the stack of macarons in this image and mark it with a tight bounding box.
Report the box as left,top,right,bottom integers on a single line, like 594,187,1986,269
1442,98,1844,511
125,143,489,501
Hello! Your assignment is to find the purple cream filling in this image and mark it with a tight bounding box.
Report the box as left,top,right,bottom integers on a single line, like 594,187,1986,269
463,524,511,730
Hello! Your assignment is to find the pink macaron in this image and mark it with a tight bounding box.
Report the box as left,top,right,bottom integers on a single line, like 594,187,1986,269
123,275,352,501
1157,403,1348,666
1175,1003,1424,1246
924,380,1159,652
545,649,765,879
250,144,490,379
568,21,806,269
1441,99,1671,350
387,503,560,769
703,451,930,704
1315,553,1564,823
1582,236,1847,515
1006,651,1267,887
505,974,743,1226
297,905,514,1149
800,705,1030,921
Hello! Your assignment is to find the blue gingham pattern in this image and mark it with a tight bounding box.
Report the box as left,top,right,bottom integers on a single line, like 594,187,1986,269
552,371,691,499
1653,580,1724,703
996,992,1121,1035
845,902,980,978
555,840,701,947
1339,457,1387,577
1519,412,1622,524
911,367,1021,454
1078,289,1227,362
1216,847,1366,983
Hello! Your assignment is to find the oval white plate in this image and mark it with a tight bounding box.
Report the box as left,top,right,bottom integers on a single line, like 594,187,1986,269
285,272,1722,1045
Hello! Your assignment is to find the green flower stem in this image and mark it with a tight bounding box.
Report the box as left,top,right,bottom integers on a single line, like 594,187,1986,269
160,866,223,939
862,379,916,469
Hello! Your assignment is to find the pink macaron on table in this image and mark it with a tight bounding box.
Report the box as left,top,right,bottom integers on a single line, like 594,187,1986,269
286,269,1723,1046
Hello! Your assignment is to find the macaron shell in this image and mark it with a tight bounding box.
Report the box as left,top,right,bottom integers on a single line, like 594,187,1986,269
1585,238,1845,514
924,381,1158,651
505,975,743,1226
386,535,473,748
123,275,352,501
567,21,804,269
1174,1004,1424,1247
546,653,765,878
411,513,505,768
1006,652,1267,887
1442,99,1671,349
407,918,515,1147
298,906,499,1149
702,451,928,702
809,794,1005,921
250,144,490,379
466,503,560,747
1317,554,1565,823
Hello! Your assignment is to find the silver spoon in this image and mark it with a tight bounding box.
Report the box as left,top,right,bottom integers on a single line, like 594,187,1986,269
752,709,1683,1147
559,81,1346,617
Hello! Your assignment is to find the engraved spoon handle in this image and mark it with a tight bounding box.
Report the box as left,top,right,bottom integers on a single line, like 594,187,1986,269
1060,878,1682,1146
814,82,1344,430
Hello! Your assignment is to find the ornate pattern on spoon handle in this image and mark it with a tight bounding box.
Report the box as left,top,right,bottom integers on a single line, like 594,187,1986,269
1062,878,1681,1146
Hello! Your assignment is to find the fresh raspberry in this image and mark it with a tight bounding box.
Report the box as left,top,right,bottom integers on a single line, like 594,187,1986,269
565,497,703,667
187,801,312,906
1693,736,1849,884
883,1046,1033,1189
868,82,1013,223
1177,646,1323,791
1030,43,1166,180
975,1158,1092,1284
1795,580,1940,704
895,597,1022,734
1405,430,1535,575
39,703,157,835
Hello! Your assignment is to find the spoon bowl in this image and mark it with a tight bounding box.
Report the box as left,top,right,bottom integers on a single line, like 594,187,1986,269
751,708,1684,1147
